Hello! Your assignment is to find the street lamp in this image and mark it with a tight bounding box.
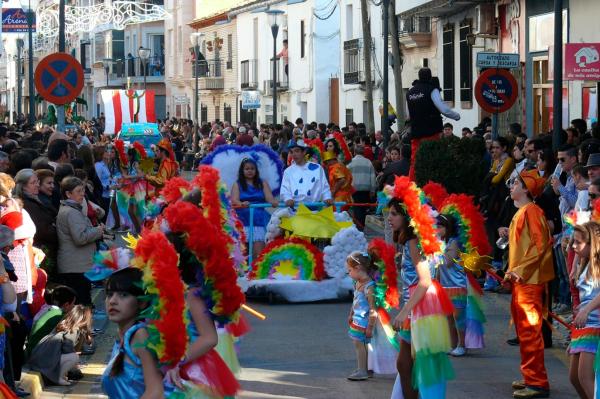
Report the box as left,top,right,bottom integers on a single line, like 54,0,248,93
102,58,112,87
190,32,204,150
138,46,151,90
21,0,38,125
15,41,24,119
265,9,284,128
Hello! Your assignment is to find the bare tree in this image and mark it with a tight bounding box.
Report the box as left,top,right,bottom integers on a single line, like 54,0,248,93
360,0,375,133
388,0,405,127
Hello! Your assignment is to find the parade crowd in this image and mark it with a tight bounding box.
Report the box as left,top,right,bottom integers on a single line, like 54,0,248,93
0,68,597,398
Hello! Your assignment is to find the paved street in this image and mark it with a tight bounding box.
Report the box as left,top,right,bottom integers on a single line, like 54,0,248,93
238,293,576,399
27,284,577,398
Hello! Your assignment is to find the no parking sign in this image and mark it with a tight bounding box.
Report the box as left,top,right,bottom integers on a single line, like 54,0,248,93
474,69,518,114
34,53,84,105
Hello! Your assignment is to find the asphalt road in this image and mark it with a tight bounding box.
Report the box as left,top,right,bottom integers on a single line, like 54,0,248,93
238,293,576,399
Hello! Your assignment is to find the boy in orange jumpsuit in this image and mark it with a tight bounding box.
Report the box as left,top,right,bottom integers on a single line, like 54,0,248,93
500,169,554,399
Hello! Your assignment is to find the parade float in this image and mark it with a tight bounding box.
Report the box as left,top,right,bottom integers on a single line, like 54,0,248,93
202,144,369,302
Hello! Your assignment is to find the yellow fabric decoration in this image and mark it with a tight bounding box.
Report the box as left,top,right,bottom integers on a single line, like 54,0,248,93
457,251,492,277
279,204,353,239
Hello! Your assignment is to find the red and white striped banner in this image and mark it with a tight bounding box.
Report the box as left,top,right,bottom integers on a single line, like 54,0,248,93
101,90,157,134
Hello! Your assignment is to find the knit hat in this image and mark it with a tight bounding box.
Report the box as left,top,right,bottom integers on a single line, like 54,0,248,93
519,169,546,199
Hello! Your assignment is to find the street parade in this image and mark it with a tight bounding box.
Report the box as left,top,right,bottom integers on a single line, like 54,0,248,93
0,0,598,398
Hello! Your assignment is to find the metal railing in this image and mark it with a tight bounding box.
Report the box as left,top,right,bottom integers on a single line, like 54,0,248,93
106,55,165,80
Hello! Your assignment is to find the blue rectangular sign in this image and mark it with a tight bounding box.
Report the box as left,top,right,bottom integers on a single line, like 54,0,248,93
2,8,36,33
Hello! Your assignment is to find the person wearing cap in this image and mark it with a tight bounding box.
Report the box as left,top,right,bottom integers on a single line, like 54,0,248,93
586,153,600,182
236,126,253,147
323,150,354,203
498,169,554,398
146,138,179,191
406,68,460,181
280,140,332,207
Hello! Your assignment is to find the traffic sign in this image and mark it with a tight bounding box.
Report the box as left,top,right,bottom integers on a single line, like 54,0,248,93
476,52,520,69
34,53,84,105
474,69,518,114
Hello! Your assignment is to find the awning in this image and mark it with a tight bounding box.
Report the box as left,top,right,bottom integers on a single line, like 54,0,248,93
397,0,494,18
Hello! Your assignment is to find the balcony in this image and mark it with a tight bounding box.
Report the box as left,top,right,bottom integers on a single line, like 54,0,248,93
398,16,432,48
103,55,165,86
263,57,288,95
343,39,373,85
241,59,258,89
192,59,224,90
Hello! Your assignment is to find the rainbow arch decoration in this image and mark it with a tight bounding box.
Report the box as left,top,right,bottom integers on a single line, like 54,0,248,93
249,237,325,281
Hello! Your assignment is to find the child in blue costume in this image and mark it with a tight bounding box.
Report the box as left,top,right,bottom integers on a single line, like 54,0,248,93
346,251,376,381
101,268,175,399
437,214,468,357
231,158,279,259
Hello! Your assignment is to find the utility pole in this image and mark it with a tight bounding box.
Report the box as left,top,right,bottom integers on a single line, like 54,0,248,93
360,0,375,135
16,39,23,119
382,0,390,148
552,0,563,151
388,0,405,128
57,0,66,132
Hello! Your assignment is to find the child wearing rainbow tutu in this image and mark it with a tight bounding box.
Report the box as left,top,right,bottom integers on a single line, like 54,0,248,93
570,222,600,399
387,176,455,399
437,214,468,357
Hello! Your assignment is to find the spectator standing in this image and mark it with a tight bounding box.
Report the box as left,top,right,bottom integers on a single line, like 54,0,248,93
14,169,58,279
442,123,454,138
347,145,376,227
56,177,104,305
378,145,410,191
236,127,254,147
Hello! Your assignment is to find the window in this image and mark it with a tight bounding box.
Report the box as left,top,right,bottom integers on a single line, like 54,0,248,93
215,106,220,121
201,105,207,124
345,108,354,127
300,21,305,59
224,103,232,123
442,24,454,102
458,20,472,103
227,34,233,69
345,5,353,40
343,39,361,84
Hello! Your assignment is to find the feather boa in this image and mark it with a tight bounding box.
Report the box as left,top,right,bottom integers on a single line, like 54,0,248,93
132,230,187,367
160,177,192,204
305,138,325,164
132,141,148,161
192,165,246,272
114,139,128,168
249,237,325,280
332,132,352,163
393,176,443,257
441,194,491,256
163,201,245,324
368,238,399,309
593,199,600,222
423,181,449,211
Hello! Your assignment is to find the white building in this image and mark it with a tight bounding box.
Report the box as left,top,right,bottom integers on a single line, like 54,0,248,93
232,0,340,125
164,0,196,120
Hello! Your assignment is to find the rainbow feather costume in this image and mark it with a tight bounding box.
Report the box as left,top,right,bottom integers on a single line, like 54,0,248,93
393,176,454,397
440,193,491,350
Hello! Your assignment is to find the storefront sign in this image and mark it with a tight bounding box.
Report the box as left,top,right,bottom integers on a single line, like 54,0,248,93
2,8,36,33
564,43,600,81
173,95,189,105
241,90,261,110
476,52,520,69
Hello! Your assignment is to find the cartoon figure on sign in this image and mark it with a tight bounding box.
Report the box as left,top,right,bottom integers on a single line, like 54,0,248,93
575,47,600,67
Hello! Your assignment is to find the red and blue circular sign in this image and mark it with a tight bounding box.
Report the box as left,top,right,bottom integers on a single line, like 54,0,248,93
34,53,84,105
474,68,518,114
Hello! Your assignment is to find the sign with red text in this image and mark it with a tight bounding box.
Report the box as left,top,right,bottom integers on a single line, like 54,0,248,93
565,43,600,81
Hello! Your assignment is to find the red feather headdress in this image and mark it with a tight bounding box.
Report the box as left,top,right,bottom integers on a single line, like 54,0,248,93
423,181,449,211
114,139,128,168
